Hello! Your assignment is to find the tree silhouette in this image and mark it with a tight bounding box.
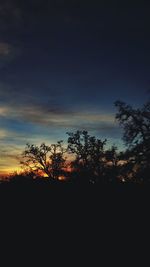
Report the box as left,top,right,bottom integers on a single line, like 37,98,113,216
21,141,66,179
67,130,107,182
115,100,150,145
115,100,150,182
104,146,121,182
49,142,66,179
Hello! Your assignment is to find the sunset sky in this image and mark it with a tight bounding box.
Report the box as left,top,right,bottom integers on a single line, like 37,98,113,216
0,0,149,175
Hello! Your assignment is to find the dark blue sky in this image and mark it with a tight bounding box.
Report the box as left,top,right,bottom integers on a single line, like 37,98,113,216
0,0,149,174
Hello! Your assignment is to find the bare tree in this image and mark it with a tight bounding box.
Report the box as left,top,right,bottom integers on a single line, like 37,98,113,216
115,100,150,181
67,130,107,179
21,141,66,179
115,100,150,145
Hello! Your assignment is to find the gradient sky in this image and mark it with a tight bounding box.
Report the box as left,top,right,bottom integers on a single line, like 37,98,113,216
0,0,149,175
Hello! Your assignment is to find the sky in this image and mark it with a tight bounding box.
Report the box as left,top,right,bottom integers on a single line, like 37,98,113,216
0,0,150,175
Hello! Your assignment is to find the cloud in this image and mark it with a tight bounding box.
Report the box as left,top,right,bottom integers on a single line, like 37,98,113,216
0,82,115,130
0,42,12,56
0,98,115,128
0,141,22,175
0,106,9,116
0,129,9,139
0,87,117,141
0,42,19,69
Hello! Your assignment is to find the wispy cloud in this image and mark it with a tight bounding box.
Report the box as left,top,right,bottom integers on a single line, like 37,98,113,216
0,99,115,127
0,42,19,70
0,42,11,56
0,106,9,116
0,129,10,138
0,142,22,175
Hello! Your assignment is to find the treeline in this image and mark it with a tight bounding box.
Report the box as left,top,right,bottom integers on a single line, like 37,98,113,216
2,100,150,185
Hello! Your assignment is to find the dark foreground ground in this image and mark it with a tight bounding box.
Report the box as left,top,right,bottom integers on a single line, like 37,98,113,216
0,178,149,265
1,177,150,209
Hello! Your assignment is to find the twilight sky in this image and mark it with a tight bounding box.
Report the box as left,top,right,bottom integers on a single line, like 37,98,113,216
0,0,149,175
